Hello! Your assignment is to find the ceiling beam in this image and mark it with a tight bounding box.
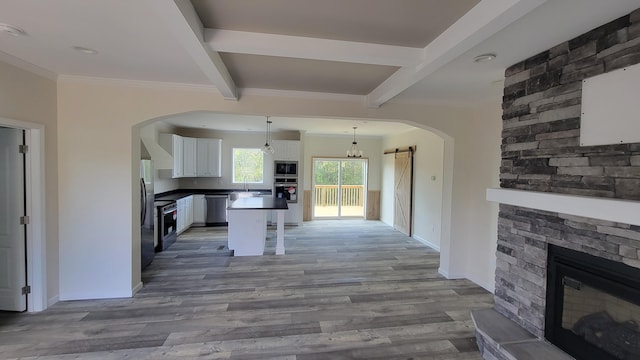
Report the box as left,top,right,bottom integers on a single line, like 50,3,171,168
204,29,423,67
153,0,237,100
366,0,548,108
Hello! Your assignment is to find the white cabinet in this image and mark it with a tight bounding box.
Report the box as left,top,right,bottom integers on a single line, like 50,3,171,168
183,137,197,177
271,140,301,225
272,140,300,161
160,134,184,178
269,203,300,225
193,194,205,225
187,195,193,227
161,134,222,178
285,203,300,225
196,138,222,177
176,195,193,234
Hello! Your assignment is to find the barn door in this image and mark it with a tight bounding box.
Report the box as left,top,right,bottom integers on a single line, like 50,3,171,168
393,151,413,236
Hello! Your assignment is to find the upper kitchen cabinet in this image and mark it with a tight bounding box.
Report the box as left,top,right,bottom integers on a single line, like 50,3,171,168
159,134,184,178
196,138,222,177
183,137,197,177
272,140,300,161
160,134,222,178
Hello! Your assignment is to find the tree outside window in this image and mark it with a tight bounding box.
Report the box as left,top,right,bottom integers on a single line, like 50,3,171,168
233,148,264,183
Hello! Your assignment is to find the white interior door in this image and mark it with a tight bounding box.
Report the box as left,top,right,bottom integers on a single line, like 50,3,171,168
0,127,27,311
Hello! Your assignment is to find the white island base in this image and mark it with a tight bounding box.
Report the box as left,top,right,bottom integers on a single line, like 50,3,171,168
227,197,287,256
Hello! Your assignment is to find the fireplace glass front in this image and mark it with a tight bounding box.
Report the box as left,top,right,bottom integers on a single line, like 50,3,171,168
546,245,640,360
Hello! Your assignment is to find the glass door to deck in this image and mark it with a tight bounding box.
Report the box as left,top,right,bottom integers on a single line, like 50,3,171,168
312,158,367,218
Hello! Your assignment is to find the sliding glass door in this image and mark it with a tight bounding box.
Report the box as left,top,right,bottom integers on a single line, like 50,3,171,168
312,158,367,218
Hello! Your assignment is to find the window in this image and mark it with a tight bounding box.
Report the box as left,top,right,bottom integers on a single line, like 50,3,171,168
232,148,264,183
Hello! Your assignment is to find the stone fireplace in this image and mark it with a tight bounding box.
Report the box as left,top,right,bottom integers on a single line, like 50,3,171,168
545,244,640,359
474,7,640,360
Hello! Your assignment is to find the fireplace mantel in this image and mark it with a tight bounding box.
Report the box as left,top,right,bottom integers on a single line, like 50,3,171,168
486,188,640,227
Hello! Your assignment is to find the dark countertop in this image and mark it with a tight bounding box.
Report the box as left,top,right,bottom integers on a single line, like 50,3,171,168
155,189,272,201
228,197,288,210
154,200,177,208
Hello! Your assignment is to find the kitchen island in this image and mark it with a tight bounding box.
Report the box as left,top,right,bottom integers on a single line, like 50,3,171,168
227,197,288,256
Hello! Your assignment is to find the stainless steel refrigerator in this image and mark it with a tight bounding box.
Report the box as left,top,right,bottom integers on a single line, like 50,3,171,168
140,159,155,270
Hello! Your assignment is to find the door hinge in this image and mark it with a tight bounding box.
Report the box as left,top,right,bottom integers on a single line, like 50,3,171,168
22,285,31,295
20,216,30,225
19,144,29,154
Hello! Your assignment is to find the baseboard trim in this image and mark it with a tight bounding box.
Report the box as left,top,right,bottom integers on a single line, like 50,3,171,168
468,276,495,293
412,235,440,251
438,268,495,293
132,281,144,295
47,294,59,308
438,267,466,279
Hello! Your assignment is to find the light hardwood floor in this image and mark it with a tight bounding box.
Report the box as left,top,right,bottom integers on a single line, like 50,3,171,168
1,220,492,359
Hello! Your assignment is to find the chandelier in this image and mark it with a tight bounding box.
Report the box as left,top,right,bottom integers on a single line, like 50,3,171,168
346,127,363,158
261,116,274,154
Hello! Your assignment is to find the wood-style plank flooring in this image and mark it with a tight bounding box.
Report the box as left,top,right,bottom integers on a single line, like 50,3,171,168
0,220,493,359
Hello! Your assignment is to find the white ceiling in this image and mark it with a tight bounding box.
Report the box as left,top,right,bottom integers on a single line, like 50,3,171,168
1,0,640,135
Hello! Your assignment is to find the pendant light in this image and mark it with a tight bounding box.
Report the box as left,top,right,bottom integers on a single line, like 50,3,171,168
346,126,364,158
261,116,274,155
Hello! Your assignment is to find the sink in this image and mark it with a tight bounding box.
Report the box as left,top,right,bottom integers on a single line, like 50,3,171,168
228,191,262,201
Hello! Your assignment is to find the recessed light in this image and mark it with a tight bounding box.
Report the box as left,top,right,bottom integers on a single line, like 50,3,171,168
0,23,27,36
72,46,98,55
473,53,496,63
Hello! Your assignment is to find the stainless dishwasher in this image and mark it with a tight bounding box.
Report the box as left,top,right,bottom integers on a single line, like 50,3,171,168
205,195,228,226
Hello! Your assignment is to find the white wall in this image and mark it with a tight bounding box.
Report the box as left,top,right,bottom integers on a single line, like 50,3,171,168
176,129,273,191
140,121,178,194
380,129,444,250
54,76,499,300
460,100,502,292
0,61,59,305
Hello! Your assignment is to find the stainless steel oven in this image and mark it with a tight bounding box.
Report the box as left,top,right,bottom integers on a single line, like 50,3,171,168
275,179,298,203
155,201,177,251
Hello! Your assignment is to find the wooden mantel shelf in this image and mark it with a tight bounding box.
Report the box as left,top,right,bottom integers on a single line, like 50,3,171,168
486,188,640,226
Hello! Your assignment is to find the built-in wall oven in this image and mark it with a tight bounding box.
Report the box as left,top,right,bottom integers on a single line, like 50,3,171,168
274,177,297,203
274,161,298,203
155,200,177,251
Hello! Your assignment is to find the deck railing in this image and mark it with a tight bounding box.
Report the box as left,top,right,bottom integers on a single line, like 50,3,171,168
314,185,364,207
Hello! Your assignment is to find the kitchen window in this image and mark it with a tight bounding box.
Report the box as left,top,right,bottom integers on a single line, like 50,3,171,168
232,148,264,183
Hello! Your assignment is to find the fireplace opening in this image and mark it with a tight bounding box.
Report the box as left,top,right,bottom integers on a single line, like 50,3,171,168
545,245,640,360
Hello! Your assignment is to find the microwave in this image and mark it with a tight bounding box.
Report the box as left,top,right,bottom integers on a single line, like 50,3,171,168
274,161,298,177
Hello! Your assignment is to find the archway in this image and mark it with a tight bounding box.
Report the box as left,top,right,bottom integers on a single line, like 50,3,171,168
129,112,456,290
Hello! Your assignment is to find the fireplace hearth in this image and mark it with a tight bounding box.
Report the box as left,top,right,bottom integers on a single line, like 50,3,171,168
545,245,640,360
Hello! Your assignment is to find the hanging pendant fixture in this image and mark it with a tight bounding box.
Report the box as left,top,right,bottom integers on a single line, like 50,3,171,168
346,126,364,158
261,116,274,155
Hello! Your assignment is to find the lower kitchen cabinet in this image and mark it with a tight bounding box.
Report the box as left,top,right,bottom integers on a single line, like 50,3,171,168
286,203,300,225
176,195,193,234
269,202,300,225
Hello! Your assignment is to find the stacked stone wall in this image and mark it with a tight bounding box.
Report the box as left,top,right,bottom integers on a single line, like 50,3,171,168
495,205,640,336
500,9,640,199
495,8,640,337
